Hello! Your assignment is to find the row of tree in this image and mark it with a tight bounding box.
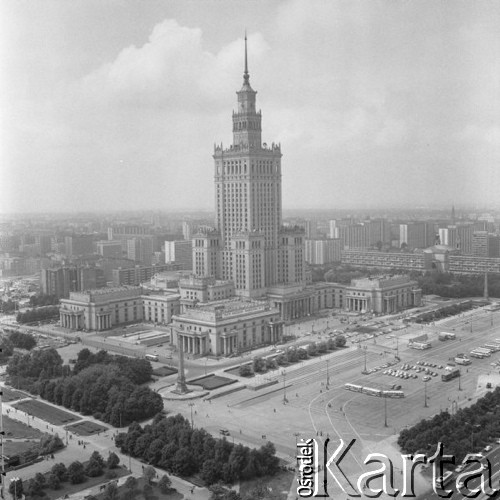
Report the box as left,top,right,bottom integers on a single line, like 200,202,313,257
6,348,163,427
73,348,153,385
9,329,37,350
412,300,473,324
29,294,60,307
115,413,280,485
13,452,121,499
398,387,500,463
16,305,59,324
240,336,347,376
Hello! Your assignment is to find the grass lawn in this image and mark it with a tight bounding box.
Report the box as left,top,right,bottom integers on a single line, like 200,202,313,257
3,439,39,457
13,399,79,425
2,386,31,402
239,470,295,500
187,375,236,390
3,414,44,439
225,364,254,377
65,420,108,436
153,366,178,377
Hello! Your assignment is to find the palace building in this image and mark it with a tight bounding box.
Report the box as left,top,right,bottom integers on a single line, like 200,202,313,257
192,35,305,299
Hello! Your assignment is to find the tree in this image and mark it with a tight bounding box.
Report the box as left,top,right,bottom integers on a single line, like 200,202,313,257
143,465,156,484
158,474,172,493
8,478,23,497
335,335,346,347
143,483,153,500
316,341,327,353
307,343,317,357
124,476,138,490
275,354,287,365
252,357,266,373
107,451,120,469
68,460,86,484
47,473,61,490
51,462,68,482
297,348,308,360
239,365,252,377
103,482,119,500
33,472,46,489
86,451,105,477
265,357,277,370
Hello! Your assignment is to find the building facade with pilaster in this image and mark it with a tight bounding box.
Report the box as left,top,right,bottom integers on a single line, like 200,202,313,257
172,298,282,356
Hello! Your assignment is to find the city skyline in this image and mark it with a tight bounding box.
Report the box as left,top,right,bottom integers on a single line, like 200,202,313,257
2,0,500,214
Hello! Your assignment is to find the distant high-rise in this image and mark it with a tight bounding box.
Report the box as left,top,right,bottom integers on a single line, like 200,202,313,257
65,234,94,257
127,237,153,265
165,240,193,270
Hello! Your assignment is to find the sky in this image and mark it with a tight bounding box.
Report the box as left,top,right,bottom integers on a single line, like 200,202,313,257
1,0,500,214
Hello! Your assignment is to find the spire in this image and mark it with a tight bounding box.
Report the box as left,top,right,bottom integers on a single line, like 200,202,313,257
244,31,249,84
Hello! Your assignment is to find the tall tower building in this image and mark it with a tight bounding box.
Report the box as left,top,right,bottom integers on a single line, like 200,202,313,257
212,35,285,297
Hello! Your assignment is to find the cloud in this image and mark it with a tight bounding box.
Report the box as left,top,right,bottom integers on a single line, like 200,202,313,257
75,19,269,113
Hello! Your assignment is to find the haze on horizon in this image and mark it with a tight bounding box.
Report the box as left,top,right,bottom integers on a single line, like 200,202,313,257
1,0,499,215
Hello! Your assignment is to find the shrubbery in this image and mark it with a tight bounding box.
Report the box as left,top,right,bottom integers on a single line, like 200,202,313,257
398,387,500,462
116,413,280,485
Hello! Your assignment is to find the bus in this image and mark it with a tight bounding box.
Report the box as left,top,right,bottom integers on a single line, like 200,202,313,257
470,351,488,359
439,332,456,341
410,342,432,350
454,356,471,365
435,471,454,489
362,387,383,397
484,344,500,352
344,383,363,393
475,348,492,356
145,354,159,362
442,368,460,382
383,390,405,399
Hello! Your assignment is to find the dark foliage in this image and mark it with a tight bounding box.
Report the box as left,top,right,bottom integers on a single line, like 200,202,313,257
398,387,500,463
7,347,161,427
9,330,37,350
29,295,59,307
117,414,280,485
17,305,59,324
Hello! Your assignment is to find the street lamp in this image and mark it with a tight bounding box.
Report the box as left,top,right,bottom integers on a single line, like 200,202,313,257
10,477,20,500
424,380,429,408
293,432,300,465
188,402,195,429
363,346,367,373
282,370,287,404
458,370,462,391
384,396,388,427
326,359,330,387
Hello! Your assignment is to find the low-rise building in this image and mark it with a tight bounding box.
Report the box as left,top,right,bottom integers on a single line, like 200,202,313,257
60,286,181,331
343,275,422,314
172,298,283,356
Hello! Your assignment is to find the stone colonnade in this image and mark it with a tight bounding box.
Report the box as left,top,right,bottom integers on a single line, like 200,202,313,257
345,297,369,312
277,297,313,321
60,311,84,330
178,334,208,355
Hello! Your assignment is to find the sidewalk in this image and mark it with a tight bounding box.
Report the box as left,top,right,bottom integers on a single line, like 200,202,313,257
1,394,210,500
